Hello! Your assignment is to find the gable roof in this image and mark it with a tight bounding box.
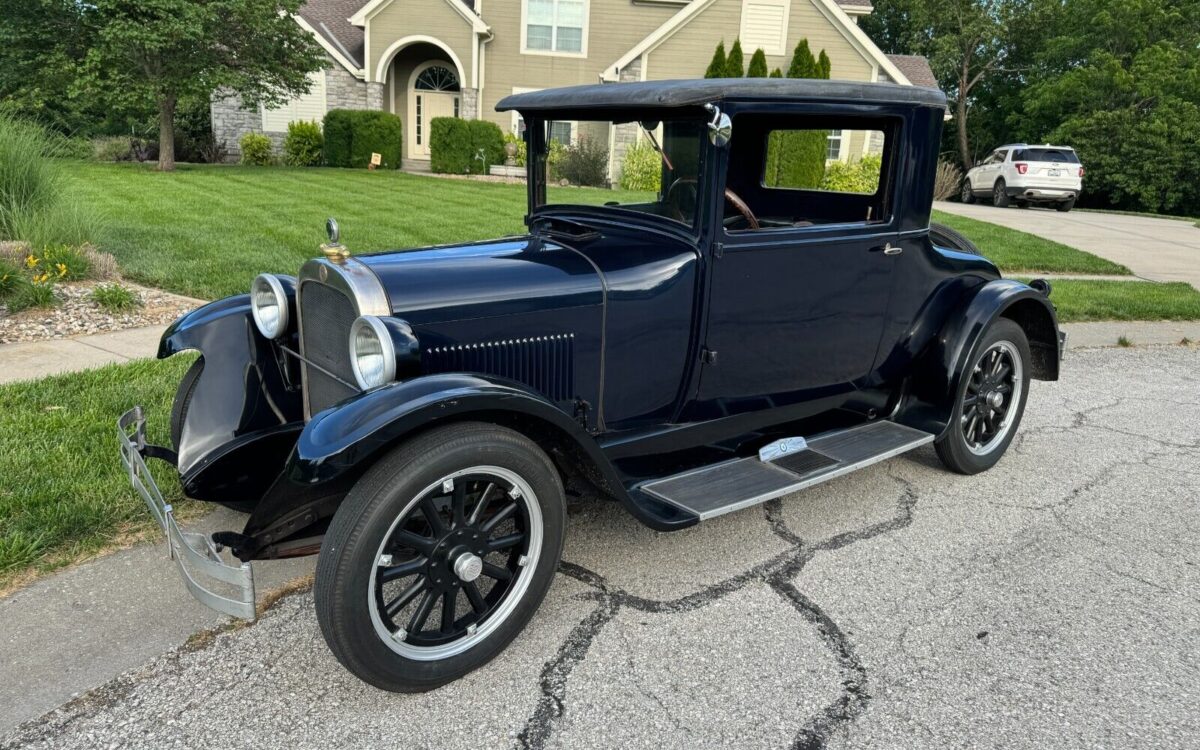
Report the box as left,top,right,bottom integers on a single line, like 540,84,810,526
298,0,366,70
885,54,937,88
602,0,911,85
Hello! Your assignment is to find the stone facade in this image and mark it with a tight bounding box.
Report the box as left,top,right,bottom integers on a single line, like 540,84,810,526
210,52,368,162
460,88,479,120
608,57,645,184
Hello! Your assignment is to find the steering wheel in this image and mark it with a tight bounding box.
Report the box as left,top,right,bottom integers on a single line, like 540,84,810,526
723,188,760,230
665,180,760,230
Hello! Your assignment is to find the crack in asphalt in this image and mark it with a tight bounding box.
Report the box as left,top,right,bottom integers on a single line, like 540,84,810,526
516,467,922,750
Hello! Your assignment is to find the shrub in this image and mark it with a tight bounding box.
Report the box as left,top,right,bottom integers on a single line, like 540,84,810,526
239,133,274,166
546,140,567,182
467,120,506,173
557,137,609,187
619,141,662,192
38,244,92,281
283,120,324,166
322,110,403,169
0,113,62,239
4,274,57,312
504,132,527,167
934,159,963,200
819,154,882,194
0,258,21,297
429,117,473,173
92,136,133,162
90,283,141,312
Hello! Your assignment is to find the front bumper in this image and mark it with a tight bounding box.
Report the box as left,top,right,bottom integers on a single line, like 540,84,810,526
118,407,257,620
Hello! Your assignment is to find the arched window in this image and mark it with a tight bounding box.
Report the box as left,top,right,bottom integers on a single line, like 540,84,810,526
413,64,460,92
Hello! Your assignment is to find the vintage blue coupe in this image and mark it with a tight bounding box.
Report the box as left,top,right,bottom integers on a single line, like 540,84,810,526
119,78,1064,691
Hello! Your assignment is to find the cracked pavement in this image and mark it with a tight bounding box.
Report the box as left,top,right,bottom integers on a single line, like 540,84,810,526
4,346,1199,749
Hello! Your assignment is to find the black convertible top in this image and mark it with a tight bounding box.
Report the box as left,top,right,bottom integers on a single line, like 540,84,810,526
496,78,946,114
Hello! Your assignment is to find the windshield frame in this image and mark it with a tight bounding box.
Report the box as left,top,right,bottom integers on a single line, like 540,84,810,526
524,113,711,235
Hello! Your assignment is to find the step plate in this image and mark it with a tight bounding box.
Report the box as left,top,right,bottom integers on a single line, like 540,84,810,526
640,421,933,521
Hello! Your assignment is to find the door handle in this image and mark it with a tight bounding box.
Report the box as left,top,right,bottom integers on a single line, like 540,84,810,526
873,242,903,256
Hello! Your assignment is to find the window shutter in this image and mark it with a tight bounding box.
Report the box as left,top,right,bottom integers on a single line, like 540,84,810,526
739,0,790,56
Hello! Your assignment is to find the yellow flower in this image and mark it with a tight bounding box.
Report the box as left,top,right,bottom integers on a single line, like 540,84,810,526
34,272,50,284
56,262,68,277
25,254,39,268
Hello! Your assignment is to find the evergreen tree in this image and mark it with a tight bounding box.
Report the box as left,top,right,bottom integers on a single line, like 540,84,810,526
767,38,829,189
818,50,832,79
704,41,727,79
787,39,816,78
747,48,769,77
770,68,783,78
725,39,745,77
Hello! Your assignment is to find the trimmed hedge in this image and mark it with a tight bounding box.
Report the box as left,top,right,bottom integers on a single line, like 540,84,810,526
430,118,506,174
322,109,403,169
283,120,323,166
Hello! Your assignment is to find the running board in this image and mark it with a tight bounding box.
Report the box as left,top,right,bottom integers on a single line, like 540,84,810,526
637,421,934,521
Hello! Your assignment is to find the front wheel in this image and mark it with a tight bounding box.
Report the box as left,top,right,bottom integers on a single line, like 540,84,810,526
935,318,1031,475
315,422,565,692
961,179,976,204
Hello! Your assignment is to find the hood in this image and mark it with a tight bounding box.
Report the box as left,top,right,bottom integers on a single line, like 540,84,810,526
354,236,603,326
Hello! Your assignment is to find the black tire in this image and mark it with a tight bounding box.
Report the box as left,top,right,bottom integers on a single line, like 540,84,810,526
1057,198,1075,212
935,318,1031,475
315,422,566,692
992,179,1010,208
170,358,204,451
960,179,976,204
1016,200,1029,209
929,222,981,255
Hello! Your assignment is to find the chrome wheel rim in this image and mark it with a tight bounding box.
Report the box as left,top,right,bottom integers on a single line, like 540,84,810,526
961,340,1023,456
993,184,1004,204
367,466,543,661
961,181,972,201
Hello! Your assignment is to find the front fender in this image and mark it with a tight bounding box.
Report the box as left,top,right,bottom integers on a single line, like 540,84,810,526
897,279,1061,437
160,294,303,486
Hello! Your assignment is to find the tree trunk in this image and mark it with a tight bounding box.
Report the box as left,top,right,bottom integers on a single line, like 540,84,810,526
157,95,177,172
956,94,971,172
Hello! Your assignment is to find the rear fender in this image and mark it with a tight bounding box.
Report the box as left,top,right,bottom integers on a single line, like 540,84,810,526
241,373,695,552
896,279,1060,437
159,293,303,492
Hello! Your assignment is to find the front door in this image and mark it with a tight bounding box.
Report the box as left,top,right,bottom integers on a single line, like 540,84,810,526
407,62,461,159
694,115,900,417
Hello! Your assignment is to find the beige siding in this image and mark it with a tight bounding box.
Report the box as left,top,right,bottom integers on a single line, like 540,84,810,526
477,0,677,130
647,0,874,83
367,0,477,84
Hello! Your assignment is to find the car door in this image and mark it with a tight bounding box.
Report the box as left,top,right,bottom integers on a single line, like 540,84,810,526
693,116,899,418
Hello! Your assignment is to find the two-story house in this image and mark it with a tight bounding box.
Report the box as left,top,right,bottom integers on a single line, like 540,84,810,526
211,0,936,169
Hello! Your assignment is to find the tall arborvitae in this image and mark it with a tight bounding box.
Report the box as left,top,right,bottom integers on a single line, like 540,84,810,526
766,38,830,189
747,48,769,77
725,39,745,77
787,39,816,78
769,68,783,78
704,41,727,79
817,50,832,79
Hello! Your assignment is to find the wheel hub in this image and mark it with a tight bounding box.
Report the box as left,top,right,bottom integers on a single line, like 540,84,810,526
452,550,483,582
986,391,1004,409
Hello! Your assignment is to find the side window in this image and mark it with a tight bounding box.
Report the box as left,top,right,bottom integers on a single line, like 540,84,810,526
994,150,1008,164
723,114,896,231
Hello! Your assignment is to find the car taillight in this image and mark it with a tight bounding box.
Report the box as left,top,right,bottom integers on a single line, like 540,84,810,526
1014,162,1028,174
1078,167,1085,177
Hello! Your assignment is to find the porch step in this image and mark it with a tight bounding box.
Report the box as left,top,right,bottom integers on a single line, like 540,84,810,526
401,159,431,173
637,421,934,520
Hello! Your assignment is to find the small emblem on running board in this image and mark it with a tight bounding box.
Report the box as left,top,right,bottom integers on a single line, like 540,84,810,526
759,437,809,462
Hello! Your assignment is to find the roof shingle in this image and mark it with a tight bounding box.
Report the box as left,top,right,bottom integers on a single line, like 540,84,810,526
886,54,938,88
298,0,366,69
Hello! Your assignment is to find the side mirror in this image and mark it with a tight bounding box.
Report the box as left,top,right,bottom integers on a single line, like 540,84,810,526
704,103,732,148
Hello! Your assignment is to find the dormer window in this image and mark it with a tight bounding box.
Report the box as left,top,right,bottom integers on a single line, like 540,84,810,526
523,0,588,56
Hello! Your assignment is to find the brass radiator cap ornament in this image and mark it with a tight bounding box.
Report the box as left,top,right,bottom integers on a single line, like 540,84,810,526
320,217,350,263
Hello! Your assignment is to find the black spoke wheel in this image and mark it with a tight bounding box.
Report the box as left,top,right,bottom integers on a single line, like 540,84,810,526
315,422,565,692
936,318,1031,475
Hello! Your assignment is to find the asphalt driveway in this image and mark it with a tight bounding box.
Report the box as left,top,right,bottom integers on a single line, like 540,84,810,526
4,345,1199,750
935,201,1200,291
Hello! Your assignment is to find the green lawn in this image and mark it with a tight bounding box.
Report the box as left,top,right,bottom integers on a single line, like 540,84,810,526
1035,280,1200,322
931,210,1131,276
70,163,1131,299
0,357,193,590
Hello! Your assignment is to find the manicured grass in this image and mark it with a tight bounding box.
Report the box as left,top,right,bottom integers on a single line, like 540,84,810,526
0,357,194,590
931,209,1131,276
71,163,1129,299
1036,280,1200,322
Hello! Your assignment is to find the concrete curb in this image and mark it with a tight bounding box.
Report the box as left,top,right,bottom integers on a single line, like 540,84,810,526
0,325,165,385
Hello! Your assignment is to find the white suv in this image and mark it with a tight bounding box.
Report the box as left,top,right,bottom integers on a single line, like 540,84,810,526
962,144,1084,212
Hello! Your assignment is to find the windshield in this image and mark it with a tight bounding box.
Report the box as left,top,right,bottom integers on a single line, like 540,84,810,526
530,117,706,229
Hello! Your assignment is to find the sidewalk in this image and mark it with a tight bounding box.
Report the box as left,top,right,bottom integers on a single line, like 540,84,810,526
0,324,164,385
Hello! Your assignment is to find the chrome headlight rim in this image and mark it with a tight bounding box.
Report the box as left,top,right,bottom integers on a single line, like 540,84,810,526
250,273,290,340
349,315,396,390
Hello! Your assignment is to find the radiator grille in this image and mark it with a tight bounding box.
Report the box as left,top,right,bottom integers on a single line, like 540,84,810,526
423,334,575,402
298,280,360,415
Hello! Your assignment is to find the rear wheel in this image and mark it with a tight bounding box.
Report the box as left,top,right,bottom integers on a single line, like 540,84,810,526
315,422,565,692
936,319,1030,475
960,179,976,204
1057,198,1076,212
992,179,1010,208
929,222,981,255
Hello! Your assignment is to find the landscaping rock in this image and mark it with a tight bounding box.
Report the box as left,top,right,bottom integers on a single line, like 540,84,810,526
0,281,199,344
